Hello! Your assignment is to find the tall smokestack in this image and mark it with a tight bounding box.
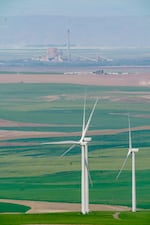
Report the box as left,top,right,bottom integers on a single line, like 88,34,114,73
67,28,71,62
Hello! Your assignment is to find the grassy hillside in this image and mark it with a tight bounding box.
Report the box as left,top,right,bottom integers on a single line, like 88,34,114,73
0,83,149,209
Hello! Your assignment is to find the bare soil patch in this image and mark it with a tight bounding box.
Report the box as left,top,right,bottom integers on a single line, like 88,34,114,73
0,199,130,213
0,73,150,86
113,212,120,220
0,125,149,143
0,119,79,127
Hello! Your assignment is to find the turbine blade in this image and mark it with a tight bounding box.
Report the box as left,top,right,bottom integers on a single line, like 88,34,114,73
128,114,132,149
80,98,98,141
41,141,78,145
60,144,76,157
116,151,131,180
85,159,93,186
82,95,86,136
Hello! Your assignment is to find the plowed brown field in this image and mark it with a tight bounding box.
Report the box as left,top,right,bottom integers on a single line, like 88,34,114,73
0,73,150,86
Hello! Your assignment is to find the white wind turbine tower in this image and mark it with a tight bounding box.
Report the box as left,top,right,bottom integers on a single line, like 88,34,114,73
116,114,139,212
42,98,98,214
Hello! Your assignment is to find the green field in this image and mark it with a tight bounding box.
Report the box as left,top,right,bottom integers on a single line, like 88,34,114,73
0,202,30,213
0,83,149,210
0,211,150,225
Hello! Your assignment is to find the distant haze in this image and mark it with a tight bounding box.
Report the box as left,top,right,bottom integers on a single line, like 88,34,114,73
0,0,150,17
0,0,150,48
0,15,150,47
0,16,150,47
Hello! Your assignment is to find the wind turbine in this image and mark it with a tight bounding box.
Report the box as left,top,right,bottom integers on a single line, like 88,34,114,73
42,98,98,214
116,114,139,212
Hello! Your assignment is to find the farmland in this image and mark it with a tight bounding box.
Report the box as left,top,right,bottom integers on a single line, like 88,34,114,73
0,75,150,214
0,211,150,225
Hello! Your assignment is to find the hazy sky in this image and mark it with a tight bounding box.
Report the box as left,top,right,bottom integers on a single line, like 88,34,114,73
0,0,150,47
1,0,150,17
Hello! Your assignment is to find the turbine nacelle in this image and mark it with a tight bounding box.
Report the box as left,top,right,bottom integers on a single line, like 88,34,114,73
127,148,139,157
80,137,92,145
130,148,139,153
83,137,92,142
